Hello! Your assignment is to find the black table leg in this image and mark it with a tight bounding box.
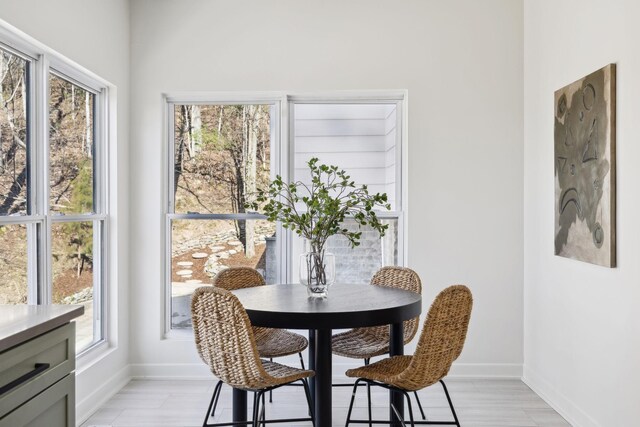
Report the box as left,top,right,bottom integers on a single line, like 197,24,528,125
389,322,404,427
232,388,247,424
308,329,316,403
314,329,332,427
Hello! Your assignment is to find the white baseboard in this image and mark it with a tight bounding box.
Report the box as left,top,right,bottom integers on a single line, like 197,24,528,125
448,362,523,378
130,363,211,379
76,364,131,425
523,365,599,427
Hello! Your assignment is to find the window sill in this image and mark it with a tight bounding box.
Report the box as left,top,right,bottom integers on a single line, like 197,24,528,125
163,328,194,341
76,340,112,373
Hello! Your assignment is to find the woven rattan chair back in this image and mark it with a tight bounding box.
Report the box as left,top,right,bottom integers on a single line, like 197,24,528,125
368,266,422,343
394,285,473,391
213,267,277,342
191,286,269,389
213,267,266,290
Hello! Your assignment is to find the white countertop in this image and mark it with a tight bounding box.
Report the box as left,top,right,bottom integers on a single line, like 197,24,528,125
0,305,84,352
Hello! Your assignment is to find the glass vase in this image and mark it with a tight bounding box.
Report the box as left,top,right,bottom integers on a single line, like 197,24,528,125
300,249,335,298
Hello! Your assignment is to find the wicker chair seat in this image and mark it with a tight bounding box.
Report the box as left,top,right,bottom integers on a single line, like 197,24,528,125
345,355,413,385
254,327,309,358
332,328,394,358
332,323,418,359
258,359,314,389
332,267,422,360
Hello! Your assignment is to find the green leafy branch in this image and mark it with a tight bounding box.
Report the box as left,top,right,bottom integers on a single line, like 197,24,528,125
246,158,391,253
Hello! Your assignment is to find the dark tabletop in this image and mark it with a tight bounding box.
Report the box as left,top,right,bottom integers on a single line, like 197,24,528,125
232,283,422,329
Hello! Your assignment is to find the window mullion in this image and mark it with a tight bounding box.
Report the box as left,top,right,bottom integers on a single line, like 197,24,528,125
168,213,267,221
95,90,107,345
50,213,107,223
92,91,106,345
92,219,103,348
273,99,286,285
26,222,39,304
35,53,52,304
167,102,175,214
395,100,403,214
164,216,173,334
282,98,294,284
164,102,175,333
94,88,107,216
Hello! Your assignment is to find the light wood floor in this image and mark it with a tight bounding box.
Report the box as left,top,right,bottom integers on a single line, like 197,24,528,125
81,378,570,427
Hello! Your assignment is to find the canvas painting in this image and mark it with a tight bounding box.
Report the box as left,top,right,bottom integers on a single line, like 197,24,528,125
554,64,616,267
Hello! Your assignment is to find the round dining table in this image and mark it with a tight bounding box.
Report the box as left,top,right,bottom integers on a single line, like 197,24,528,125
232,282,422,427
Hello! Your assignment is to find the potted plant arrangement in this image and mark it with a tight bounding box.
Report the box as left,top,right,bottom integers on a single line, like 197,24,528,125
247,158,391,298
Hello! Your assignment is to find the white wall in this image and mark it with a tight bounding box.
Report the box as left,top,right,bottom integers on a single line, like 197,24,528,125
0,0,131,422
524,1,640,426
130,0,523,378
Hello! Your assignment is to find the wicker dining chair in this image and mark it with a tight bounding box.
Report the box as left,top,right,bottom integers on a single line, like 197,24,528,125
332,266,426,420
344,285,473,427
191,286,315,427
212,267,309,404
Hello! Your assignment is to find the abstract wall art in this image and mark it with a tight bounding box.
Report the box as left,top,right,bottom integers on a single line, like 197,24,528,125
554,64,616,267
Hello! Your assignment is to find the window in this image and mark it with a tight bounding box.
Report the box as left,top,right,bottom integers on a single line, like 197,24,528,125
290,102,403,284
0,39,109,353
0,48,29,304
167,103,279,329
165,95,405,332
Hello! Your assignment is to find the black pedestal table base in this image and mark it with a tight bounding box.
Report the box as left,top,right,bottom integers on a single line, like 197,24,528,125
389,322,404,427
314,329,332,427
232,388,247,423
309,329,316,404
231,283,422,427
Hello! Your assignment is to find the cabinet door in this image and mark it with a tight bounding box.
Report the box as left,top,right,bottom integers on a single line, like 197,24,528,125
0,323,75,418
0,374,74,427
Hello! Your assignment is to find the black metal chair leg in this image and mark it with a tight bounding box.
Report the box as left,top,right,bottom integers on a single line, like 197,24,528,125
413,390,426,420
391,403,408,427
205,382,314,427
302,379,315,426
298,352,306,370
299,352,312,417
389,389,416,427
210,381,223,419
344,379,362,427
440,380,460,427
252,391,261,427
404,390,416,427
203,380,222,427
364,358,372,427
269,358,273,403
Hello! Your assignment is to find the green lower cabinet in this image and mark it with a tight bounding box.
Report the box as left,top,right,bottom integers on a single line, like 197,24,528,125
0,374,74,427
0,322,76,427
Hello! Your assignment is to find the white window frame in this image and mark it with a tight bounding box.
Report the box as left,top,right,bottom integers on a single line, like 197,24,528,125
162,91,408,336
163,93,286,337
0,22,112,357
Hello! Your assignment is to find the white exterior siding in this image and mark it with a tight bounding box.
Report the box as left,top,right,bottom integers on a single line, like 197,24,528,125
294,103,398,210
291,103,401,284
384,107,397,208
